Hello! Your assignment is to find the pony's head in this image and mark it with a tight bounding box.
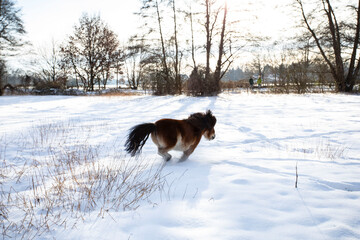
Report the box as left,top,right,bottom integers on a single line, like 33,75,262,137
187,110,217,140
203,110,216,140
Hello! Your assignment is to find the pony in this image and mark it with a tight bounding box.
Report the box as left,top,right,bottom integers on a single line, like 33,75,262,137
125,110,217,162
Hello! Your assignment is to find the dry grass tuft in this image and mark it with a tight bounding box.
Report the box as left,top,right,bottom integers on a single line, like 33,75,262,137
1,122,166,239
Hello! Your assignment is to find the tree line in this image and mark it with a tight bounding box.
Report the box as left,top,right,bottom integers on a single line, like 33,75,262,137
1,0,360,96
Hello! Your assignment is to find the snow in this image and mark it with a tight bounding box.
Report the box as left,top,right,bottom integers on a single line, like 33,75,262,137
1,93,360,239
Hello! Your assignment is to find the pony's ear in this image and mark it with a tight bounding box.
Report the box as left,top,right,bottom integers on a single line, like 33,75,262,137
205,110,216,127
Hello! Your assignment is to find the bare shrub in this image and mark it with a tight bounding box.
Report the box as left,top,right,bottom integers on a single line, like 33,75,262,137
33,77,67,91
186,67,204,96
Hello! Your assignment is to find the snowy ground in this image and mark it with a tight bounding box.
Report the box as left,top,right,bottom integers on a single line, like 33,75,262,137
1,93,360,239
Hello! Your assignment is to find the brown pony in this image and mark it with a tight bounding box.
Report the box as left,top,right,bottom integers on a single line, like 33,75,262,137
125,110,217,162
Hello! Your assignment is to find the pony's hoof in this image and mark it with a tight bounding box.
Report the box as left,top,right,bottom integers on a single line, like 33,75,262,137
178,156,188,162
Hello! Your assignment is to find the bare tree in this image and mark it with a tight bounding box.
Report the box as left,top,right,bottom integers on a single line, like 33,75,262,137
37,40,65,83
185,0,230,96
99,27,122,89
294,0,360,92
201,0,234,95
135,0,260,96
0,0,25,95
124,38,148,90
61,14,120,91
137,0,188,95
250,54,267,80
0,0,25,54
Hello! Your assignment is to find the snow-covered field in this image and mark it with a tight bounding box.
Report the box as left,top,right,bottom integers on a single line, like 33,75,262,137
1,93,360,239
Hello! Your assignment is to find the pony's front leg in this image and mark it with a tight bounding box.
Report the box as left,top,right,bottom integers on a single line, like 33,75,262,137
179,148,194,162
179,152,189,162
179,138,201,162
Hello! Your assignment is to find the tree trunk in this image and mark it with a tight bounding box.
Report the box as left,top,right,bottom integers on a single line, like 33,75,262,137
189,4,197,69
205,0,211,93
155,0,171,93
213,3,227,94
345,0,360,92
172,0,181,94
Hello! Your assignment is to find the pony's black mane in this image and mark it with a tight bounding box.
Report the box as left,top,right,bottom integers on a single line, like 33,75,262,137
186,110,216,131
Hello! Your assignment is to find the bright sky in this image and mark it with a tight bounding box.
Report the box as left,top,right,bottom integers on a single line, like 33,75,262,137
17,0,140,44
16,0,294,45
11,0,293,70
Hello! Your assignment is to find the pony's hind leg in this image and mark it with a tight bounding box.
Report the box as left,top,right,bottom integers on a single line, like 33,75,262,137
158,148,172,161
151,129,176,162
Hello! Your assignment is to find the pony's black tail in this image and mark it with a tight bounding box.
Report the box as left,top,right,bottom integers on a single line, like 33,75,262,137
125,123,156,157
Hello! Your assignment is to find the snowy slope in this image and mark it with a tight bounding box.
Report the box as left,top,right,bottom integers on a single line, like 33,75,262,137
1,93,360,239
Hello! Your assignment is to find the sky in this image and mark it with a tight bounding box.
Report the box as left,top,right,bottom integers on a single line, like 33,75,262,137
17,0,140,44
9,0,141,69
10,0,293,70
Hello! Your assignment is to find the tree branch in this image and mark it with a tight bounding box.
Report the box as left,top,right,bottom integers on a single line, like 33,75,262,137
296,0,337,78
